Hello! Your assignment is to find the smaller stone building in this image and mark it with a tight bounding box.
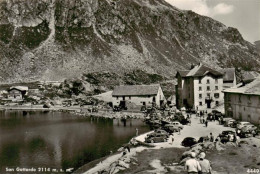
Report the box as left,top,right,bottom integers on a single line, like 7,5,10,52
8,86,28,101
112,84,165,109
223,77,260,125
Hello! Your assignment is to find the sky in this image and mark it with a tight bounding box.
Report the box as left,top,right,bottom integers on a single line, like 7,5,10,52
165,0,260,43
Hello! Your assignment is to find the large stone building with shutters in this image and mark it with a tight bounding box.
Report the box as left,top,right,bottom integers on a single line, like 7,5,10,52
176,64,224,110
112,84,165,109
223,76,260,125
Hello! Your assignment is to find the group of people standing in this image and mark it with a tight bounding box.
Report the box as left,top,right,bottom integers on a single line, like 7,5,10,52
185,152,212,174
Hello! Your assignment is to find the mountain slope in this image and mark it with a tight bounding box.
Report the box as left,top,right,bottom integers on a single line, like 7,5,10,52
0,0,259,83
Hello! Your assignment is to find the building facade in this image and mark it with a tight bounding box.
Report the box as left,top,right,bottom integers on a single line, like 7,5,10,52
176,64,224,110
221,68,237,89
8,86,28,101
224,77,260,125
112,84,165,109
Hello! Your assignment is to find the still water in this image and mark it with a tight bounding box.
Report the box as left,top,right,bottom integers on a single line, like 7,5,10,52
0,110,149,173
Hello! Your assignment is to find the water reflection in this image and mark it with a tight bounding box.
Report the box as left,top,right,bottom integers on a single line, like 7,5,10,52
0,111,149,172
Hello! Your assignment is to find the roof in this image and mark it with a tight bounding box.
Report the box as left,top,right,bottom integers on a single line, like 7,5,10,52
9,86,28,91
187,64,223,77
177,70,189,77
177,64,223,78
221,68,235,82
223,76,260,95
112,85,160,96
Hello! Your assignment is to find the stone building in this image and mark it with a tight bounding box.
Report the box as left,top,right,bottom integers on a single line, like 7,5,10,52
221,68,237,89
8,86,28,101
112,84,165,109
176,64,224,110
223,76,260,125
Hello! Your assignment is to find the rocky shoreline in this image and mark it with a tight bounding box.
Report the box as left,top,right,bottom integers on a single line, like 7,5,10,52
0,105,145,120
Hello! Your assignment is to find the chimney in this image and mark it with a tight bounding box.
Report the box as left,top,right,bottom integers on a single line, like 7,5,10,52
190,63,195,70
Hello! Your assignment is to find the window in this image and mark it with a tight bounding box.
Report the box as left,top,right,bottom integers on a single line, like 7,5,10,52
227,94,231,101
207,86,210,91
248,96,251,104
207,93,210,97
215,79,218,84
207,79,210,84
215,101,219,106
215,86,218,90
199,87,202,91
214,93,219,98
239,113,242,121
199,94,202,98
248,115,251,122
199,102,202,106
199,78,202,84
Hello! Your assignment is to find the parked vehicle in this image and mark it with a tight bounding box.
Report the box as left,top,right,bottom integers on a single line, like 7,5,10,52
212,110,221,114
198,136,210,143
240,125,258,137
162,124,179,133
181,137,197,147
236,121,252,129
219,130,236,143
171,121,184,129
230,121,239,128
148,129,169,138
145,134,168,143
224,118,236,127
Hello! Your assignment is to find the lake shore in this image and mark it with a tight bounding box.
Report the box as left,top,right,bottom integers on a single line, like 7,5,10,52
0,105,145,119
75,113,260,174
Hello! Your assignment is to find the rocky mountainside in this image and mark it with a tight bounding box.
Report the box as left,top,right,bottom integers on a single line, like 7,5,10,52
255,40,260,52
0,0,259,83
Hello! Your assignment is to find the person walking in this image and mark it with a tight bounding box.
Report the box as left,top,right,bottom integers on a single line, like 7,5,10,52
209,133,214,142
170,134,174,145
178,127,181,135
184,152,201,174
205,120,208,127
198,152,212,174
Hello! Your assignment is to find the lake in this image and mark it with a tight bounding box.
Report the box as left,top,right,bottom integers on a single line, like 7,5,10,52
0,110,150,173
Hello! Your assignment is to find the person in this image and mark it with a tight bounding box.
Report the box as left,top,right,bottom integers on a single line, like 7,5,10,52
200,117,203,124
210,133,214,142
184,152,201,174
170,135,174,145
198,152,212,174
205,120,208,127
214,135,219,147
179,127,181,135
189,118,191,126
136,128,139,136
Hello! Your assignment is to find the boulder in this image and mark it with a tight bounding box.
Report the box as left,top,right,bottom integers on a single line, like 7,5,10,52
118,160,130,169
179,157,191,165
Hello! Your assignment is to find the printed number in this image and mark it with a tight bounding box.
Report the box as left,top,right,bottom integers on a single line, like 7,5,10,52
247,169,260,173
38,168,51,172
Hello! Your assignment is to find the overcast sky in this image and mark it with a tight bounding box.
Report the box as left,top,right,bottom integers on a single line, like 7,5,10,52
165,0,260,43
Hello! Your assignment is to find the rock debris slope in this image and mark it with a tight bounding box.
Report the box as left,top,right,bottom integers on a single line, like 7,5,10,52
0,0,259,82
